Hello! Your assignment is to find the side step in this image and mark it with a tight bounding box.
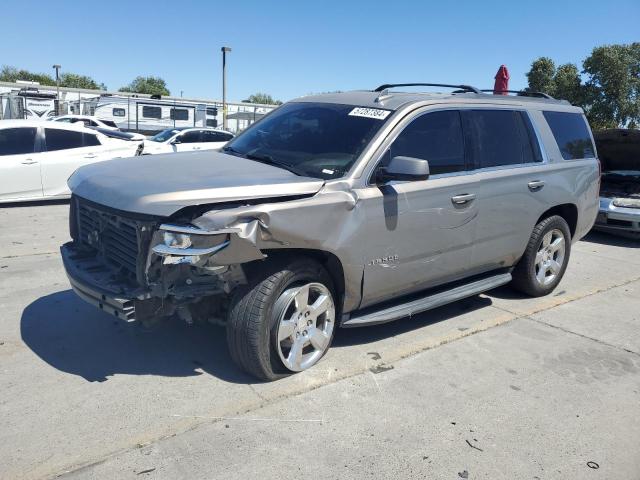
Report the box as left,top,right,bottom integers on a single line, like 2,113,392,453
342,272,512,328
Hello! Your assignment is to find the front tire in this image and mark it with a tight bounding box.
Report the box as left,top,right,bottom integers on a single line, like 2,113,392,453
226,258,336,381
511,215,571,297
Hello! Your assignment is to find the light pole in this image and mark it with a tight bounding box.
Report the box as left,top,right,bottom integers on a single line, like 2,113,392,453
221,46,231,130
52,64,61,116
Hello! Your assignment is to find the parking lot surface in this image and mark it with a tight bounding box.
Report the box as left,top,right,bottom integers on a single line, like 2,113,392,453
1,202,639,479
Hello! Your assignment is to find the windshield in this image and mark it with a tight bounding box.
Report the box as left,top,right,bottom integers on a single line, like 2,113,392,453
150,128,181,142
223,102,391,179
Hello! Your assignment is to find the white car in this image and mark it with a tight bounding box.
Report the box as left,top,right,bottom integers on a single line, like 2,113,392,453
143,127,234,155
50,115,119,130
0,120,143,203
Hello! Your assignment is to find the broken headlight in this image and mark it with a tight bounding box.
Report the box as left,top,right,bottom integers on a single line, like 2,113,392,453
612,198,640,209
152,224,230,262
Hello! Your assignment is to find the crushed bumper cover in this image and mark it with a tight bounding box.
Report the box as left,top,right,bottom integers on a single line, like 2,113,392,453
60,243,151,321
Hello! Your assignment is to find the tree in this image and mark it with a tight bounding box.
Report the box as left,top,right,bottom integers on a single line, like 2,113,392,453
526,43,640,129
0,65,55,85
59,73,105,90
526,57,556,95
583,43,640,129
119,76,170,96
242,92,282,105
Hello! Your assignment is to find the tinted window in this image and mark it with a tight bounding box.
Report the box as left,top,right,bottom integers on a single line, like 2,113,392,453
0,127,37,155
83,133,100,147
543,111,595,160
101,120,118,128
170,108,189,121
389,110,465,175
44,129,97,150
206,107,218,116
203,131,233,142
113,108,125,117
142,106,162,119
206,119,218,128
463,110,539,168
178,131,201,143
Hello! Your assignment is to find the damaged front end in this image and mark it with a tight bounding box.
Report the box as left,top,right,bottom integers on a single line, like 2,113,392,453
593,129,640,238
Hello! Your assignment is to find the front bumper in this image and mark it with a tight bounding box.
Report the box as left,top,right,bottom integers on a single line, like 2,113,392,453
594,197,640,236
61,242,151,321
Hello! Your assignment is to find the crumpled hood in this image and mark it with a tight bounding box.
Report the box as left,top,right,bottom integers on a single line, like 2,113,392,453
69,150,325,217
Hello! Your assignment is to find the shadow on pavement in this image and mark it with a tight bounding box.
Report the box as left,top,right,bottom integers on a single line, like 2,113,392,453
20,290,255,384
22,290,494,383
581,230,640,248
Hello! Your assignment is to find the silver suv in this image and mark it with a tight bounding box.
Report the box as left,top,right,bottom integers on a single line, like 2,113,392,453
61,83,600,380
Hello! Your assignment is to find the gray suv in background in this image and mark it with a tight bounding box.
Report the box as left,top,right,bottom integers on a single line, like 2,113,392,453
61,83,599,380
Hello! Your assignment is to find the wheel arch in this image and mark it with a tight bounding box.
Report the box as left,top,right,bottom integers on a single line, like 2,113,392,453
252,248,347,311
536,203,578,239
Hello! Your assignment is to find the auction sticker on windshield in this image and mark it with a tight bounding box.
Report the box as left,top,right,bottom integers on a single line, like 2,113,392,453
348,107,391,120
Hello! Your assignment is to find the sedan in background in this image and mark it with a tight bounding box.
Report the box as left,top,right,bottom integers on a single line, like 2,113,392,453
0,120,143,203
142,127,234,155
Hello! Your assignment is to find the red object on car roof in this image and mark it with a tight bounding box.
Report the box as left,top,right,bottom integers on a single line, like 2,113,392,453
493,65,510,95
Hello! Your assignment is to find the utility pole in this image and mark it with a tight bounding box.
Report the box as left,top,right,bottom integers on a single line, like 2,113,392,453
52,64,61,116
221,46,231,130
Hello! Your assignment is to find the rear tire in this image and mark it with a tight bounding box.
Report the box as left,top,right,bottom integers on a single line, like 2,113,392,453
511,215,571,297
226,257,336,381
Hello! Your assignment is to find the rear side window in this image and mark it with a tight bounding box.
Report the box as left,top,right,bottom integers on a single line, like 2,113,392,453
178,131,202,143
202,131,233,142
389,110,465,175
142,106,162,119
0,127,37,155
543,111,595,160
463,110,541,168
45,129,98,151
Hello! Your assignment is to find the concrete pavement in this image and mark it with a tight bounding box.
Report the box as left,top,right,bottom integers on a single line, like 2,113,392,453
0,202,638,479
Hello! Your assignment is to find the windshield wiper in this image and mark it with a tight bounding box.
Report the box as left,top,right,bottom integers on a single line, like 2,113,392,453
222,145,244,156
244,152,308,177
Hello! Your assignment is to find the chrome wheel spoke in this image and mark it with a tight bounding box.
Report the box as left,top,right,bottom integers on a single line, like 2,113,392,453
542,232,552,248
278,319,296,342
309,294,330,319
308,328,329,351
535,250,545,265
550,236,564,253
287,338,304,370
536,265,548,284
549,260,561,274
294,285,310,311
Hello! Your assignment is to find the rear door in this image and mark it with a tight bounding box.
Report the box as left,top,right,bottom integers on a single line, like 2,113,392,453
357,109,480,308
0,127,42,201
200,130,233,150
463,109,548,272
174,130,203,151
40,128,104,197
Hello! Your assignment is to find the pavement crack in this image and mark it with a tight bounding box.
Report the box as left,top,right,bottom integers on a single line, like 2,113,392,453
526,316,640,357
1,251,58,259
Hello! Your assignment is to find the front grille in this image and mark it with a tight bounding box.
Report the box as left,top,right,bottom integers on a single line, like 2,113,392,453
76,198,141,278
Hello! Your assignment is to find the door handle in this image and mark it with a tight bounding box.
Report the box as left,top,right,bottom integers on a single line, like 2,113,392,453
451,193,476,205
193,147,201,150
21,159,37,165
84,154,98,159
528,180,545,191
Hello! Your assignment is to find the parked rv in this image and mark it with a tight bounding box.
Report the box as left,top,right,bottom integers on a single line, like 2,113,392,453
142,127,234,154
0,120,142,203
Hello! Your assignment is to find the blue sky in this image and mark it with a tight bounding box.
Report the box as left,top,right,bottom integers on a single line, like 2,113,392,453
3,0,638,102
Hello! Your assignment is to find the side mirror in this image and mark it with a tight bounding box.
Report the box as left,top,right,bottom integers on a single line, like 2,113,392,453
377,156,430,184
171,138,181,144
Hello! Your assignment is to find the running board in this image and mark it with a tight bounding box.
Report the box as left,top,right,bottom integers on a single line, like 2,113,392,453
342,272,512,328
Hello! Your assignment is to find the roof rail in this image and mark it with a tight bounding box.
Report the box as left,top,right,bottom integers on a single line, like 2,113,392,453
480,89,554,99
374,83,482,94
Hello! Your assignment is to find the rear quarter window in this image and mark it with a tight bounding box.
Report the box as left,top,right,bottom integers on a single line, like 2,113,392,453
543,111,595,160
